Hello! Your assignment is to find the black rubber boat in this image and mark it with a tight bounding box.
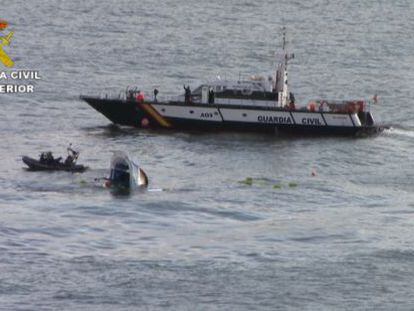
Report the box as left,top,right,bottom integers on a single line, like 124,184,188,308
22,147,87,172
22,156,87,172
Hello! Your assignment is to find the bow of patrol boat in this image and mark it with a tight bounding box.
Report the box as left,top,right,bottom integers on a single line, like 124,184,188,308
80,95,143,127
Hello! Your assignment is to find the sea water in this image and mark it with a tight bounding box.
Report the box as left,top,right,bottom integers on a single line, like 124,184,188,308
0,0,413,309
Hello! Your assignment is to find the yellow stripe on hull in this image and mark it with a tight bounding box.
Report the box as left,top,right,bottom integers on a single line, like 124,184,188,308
139,103,171,128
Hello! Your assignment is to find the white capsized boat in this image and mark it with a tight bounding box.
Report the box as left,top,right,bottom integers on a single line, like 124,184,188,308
105,151,148,189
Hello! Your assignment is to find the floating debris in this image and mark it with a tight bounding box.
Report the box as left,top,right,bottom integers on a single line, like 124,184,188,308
239,177,253,186
239,177,298,189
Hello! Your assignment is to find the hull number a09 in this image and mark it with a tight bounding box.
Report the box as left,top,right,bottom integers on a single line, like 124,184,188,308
200,112,214,118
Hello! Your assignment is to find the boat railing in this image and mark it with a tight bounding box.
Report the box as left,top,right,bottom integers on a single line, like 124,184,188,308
212,97,277,108
98,91,128,100
155,95,278,109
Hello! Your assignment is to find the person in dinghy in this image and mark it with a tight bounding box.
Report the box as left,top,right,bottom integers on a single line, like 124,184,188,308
103,151,148,190
22,144,87,172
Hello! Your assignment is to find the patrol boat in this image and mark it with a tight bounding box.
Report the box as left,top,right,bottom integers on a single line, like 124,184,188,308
81,33,385,136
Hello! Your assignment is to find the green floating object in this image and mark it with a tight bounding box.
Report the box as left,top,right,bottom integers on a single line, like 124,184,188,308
239,177,253,186
255,178,269,186
239,178,296,189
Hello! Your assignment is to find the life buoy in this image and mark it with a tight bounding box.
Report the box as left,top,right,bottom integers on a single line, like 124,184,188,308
308,102,316,112
348,102,357,114
136,92,145,103
0,20,8,30
141,117,150,128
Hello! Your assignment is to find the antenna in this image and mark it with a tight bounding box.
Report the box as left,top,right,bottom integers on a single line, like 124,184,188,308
276,27,294,108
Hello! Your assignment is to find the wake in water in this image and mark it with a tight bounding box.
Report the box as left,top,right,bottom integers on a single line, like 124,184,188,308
384,126,414,138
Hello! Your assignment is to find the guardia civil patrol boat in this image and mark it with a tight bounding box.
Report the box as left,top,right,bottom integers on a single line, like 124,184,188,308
81,31,384,136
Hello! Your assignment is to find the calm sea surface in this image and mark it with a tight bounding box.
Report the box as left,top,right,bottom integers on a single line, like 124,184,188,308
1,0,414,309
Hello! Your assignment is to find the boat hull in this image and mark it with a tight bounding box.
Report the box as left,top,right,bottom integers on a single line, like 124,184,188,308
80,96,384,136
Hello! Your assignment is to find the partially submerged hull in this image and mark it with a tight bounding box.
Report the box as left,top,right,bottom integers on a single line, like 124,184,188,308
105,151,148,190
81,96,385,136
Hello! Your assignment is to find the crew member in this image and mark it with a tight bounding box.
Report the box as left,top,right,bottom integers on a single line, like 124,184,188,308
65,145,78,165
289,92,295,105
208,88,215,104
127,89,135,101
153,88,159,102
184,85,192,104
288,92,295,110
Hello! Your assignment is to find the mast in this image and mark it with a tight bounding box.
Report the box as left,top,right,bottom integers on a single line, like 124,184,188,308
275,27,294,108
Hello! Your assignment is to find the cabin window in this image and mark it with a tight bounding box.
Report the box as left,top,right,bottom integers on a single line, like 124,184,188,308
189,110,194,114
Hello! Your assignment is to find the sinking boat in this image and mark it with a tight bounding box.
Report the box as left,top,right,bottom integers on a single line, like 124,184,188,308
104,151,148,189
81,30,385,136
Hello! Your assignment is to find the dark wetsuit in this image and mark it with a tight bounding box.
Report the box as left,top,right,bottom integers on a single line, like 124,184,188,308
184,85,192,104
154,88,159,102
208,89,215,104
